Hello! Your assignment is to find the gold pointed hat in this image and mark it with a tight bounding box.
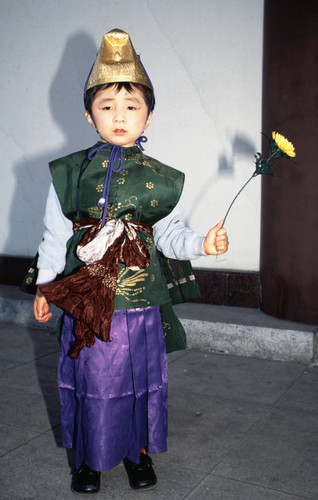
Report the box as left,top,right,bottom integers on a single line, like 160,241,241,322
85,28,152,91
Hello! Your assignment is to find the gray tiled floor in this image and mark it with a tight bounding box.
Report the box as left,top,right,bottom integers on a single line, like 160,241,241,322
1,321,318,499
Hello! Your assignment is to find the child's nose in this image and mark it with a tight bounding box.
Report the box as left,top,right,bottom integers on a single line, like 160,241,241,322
113,109,126,123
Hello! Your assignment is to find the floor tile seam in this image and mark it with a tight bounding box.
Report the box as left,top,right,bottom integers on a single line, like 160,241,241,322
168,349,192,365
220,402,318,444
0,420,42,433
0,385,59,400
170,346,312,369
192,409,277,472
175,388,281,410
155,455,212,474
273,403,318,417
0,350,60,374
207,472,310,499
0,413,58,433
192,392,318,419
206,419,316,498
189,347,314,365
0,425,59,459
0,359,38,374
162,410,275,473
271,367,316,408
179,437,309,499
171,384,318,417
181,469,217,499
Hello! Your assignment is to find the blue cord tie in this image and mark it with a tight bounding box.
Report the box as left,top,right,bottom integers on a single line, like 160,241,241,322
87,143,123,227
87,142,111,161
135,135,148,151
85,137,147,226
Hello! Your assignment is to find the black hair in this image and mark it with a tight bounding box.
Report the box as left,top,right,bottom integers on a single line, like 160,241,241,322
84,82,155,115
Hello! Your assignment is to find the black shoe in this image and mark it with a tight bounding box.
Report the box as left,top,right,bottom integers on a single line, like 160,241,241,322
123,453,157,489
71,462,101,494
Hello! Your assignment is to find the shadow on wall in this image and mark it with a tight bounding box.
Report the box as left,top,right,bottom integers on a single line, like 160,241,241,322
3,33,101,452
4,32,98,260
184,133,256,225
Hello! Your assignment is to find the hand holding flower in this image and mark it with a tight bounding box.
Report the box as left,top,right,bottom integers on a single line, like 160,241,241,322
203,220,229,255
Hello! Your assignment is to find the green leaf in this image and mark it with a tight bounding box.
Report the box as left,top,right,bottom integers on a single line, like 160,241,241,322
254,153,274,176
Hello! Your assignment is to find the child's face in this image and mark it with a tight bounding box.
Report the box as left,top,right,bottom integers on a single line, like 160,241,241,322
85,85,152,147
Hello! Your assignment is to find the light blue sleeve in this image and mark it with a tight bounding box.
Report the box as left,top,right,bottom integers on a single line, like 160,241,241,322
36,183,73,284
36,191,206,285
153,198,206,260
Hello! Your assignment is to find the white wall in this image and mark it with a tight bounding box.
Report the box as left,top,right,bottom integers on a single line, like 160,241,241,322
0,0,263,271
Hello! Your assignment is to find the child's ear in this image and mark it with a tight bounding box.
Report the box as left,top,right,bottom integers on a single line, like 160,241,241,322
85,110,96,128
144,112,153,131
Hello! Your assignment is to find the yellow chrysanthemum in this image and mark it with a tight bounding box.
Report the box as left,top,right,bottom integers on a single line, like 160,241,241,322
272,131,296,158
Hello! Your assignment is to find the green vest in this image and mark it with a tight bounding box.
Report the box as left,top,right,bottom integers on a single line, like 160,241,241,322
22,143,201,352
50,143,185,311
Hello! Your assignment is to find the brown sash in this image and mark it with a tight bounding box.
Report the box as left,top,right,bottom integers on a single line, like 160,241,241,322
40,218,152,358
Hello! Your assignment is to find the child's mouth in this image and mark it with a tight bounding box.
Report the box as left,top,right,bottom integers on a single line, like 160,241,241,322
114,129,127,135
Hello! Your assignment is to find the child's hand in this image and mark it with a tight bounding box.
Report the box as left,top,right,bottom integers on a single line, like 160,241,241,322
203,220,229,255
33,287,52,322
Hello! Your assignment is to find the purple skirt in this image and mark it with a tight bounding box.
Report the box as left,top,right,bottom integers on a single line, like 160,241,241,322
58,306,168,471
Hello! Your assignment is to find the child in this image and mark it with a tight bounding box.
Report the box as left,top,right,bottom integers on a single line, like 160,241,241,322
32,29,228,494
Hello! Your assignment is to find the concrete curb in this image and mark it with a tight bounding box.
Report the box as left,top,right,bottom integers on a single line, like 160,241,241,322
175,303,318,364
182,319,316,363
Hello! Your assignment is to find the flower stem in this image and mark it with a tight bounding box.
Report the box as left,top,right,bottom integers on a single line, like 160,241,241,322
221,147,281,228
267,148,280,162
222,174,255,227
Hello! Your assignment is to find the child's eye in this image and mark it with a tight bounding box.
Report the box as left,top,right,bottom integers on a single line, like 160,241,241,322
127,106,137,111
102,106,112,110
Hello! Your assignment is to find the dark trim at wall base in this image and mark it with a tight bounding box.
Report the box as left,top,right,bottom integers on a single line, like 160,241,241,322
0,256,260,308
194,268,259,308
0,256,34,287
